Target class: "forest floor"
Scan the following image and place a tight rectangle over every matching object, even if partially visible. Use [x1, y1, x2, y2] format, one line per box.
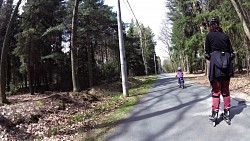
[0, 73, 250, 141]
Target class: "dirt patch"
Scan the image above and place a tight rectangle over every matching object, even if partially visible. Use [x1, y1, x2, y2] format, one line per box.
[0, 90, 116, 140]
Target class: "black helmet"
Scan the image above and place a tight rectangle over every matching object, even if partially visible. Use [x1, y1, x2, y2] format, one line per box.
[210, 18, 219, 26]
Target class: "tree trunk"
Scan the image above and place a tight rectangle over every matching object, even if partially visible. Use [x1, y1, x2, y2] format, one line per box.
[0, 0, 22, 104]
[6, 55, 11, 91]
[237, 0, 250, 23]
[143, 36, 148, 75]
[0, 0, 12, 55]
[140, 32, 148, 75]
[71, 0, 80, 92]
[27, 32, 34, 95]
[24, 73, 27, 88]
[27, 65, 34, 95]
[231, 0, 250, 41]
[87, 42, 93, 87]
[105, 41, 108, 62]
[246, 38, 250, 76]
[169, 55, 175, 72]
[0, 0, 3, 10]
[186, 57, 190, 74]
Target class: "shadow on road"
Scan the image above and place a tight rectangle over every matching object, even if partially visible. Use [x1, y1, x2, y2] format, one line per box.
[103, 74, 212, 141]
[104, 74, 250, 141]
[122, 94, 210, 124]
[103, 93, 210, 141]
[151, 77, 177, 88]
[230, 100, 247, 120]
[217, 99, 247, 125]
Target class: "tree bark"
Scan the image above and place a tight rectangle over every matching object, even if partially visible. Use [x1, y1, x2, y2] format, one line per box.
[0, 0, 22, 104]
[24, 73, 27, 88]
[0, 0, 13, 55]
[237, 0, 250, 23]
[0, 0, 3, 10]
[140, 31, 148, 75]
[28, 35, 34, 95]
[246, 38, 250, 76]
[6, 55, 11, 91]
[186, 57, 190, 74]
[71, 0, 80, 92]
[87, 41, 93, 87]
[231, 0, 250, 41]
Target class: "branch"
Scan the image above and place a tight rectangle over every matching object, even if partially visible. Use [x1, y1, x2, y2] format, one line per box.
[231, 0, 250, 41]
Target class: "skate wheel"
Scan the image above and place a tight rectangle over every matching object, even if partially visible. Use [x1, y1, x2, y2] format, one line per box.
[213, 121, 216, 127]
[226, 120, 231, 125]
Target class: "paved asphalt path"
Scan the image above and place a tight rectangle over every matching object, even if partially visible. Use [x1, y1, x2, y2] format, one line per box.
[104, 73, 250, 141]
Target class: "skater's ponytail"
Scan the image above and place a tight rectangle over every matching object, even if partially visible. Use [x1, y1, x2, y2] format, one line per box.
[209, 18, 222, 32]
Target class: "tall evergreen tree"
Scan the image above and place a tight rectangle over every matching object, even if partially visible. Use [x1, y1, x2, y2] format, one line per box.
[14, 0, 67, 94]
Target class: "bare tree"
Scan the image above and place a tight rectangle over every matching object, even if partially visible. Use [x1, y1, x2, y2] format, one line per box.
[158, 19, 176, 72]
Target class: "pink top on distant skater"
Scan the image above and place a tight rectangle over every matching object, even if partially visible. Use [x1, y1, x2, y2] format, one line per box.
[177, 71, 183, 78]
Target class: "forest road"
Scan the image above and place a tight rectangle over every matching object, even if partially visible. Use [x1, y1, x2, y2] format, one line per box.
[104, 73, 250, 141]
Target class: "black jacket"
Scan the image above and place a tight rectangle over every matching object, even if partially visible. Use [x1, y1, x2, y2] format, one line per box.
[205, 32, 233, 54]
[208, 51, 233, 83]
[205, 31, 234, 83]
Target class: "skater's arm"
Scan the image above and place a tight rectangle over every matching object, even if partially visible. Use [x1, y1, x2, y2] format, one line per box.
[205, 34, 211, 54]
[205, 34, 211, 60]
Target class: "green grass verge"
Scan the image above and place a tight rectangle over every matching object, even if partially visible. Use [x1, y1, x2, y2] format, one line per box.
[81, 75, 157, 141]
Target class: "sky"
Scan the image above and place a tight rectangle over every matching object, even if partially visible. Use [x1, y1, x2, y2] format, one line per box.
[104, 0, 168, 59]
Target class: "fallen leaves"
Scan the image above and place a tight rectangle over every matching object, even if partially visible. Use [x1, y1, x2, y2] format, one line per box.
[0, 85, 127, 141]
[0, 92, 97, 140]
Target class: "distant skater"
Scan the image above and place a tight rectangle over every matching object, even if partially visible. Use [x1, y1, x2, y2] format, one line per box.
[176, 67, 184, 88]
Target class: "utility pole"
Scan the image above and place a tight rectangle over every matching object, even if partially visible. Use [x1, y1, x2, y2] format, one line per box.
[117, 0, 129, 97]
[154, 52, 157, 74]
